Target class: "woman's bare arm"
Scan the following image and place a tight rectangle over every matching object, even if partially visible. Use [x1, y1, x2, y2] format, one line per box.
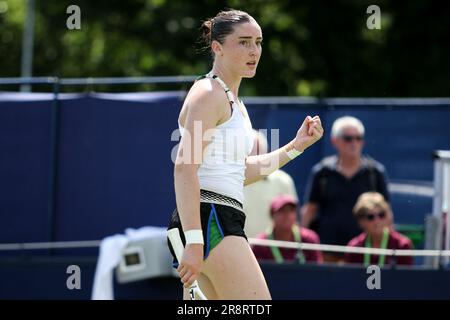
[244, 116, 323, 185]
[174, 80, 227, 287]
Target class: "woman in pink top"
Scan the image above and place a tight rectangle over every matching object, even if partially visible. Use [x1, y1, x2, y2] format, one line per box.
[345, 192, 413, 266]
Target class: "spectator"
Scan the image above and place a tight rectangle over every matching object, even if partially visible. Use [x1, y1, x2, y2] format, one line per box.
[301, 116, 390, 263]
[244, 130, 298, 237]
[345, 192, 413, 266]
[252, 194, 323, 264]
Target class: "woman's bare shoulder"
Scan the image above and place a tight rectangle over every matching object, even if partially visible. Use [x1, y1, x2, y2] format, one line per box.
[187, 78, 227, 104]
[179, 78, 228, 126]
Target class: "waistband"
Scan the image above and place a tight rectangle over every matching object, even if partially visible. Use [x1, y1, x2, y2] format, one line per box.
[200, 189, 243, 212]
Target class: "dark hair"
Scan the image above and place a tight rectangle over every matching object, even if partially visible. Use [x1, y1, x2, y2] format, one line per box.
[200, 9, 253, 53]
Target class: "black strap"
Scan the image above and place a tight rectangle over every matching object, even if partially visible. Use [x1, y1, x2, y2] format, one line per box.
[196, 74, 234, 110]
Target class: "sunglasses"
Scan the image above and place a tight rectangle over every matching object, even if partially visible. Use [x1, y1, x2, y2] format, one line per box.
[364, 211, 386, 221]
[341, 135, 364, 142]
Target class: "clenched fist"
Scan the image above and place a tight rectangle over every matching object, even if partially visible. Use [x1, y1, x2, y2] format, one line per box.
[292, 115, 324, 152]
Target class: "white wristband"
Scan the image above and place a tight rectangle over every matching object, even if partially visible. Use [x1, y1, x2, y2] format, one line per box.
[185, 229, 204, 245]
[286, 147, 303, 160]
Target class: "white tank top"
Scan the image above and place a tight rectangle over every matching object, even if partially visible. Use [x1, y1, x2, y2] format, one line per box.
[178, 74, 255, 204]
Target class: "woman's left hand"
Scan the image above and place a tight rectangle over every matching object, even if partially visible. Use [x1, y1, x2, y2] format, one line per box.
[292, 115, 324, 152]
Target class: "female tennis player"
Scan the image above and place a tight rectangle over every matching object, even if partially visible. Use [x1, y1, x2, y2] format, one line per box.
[168, 9, 323, 300]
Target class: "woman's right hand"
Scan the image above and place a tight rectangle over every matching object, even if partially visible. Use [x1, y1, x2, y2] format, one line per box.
[177, 243, 204, 288]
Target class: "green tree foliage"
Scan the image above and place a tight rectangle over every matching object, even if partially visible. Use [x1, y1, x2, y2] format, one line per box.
[1, 0, 449, 96]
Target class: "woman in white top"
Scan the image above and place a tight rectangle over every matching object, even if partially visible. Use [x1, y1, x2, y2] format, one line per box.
[168, 9, 323, 300]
